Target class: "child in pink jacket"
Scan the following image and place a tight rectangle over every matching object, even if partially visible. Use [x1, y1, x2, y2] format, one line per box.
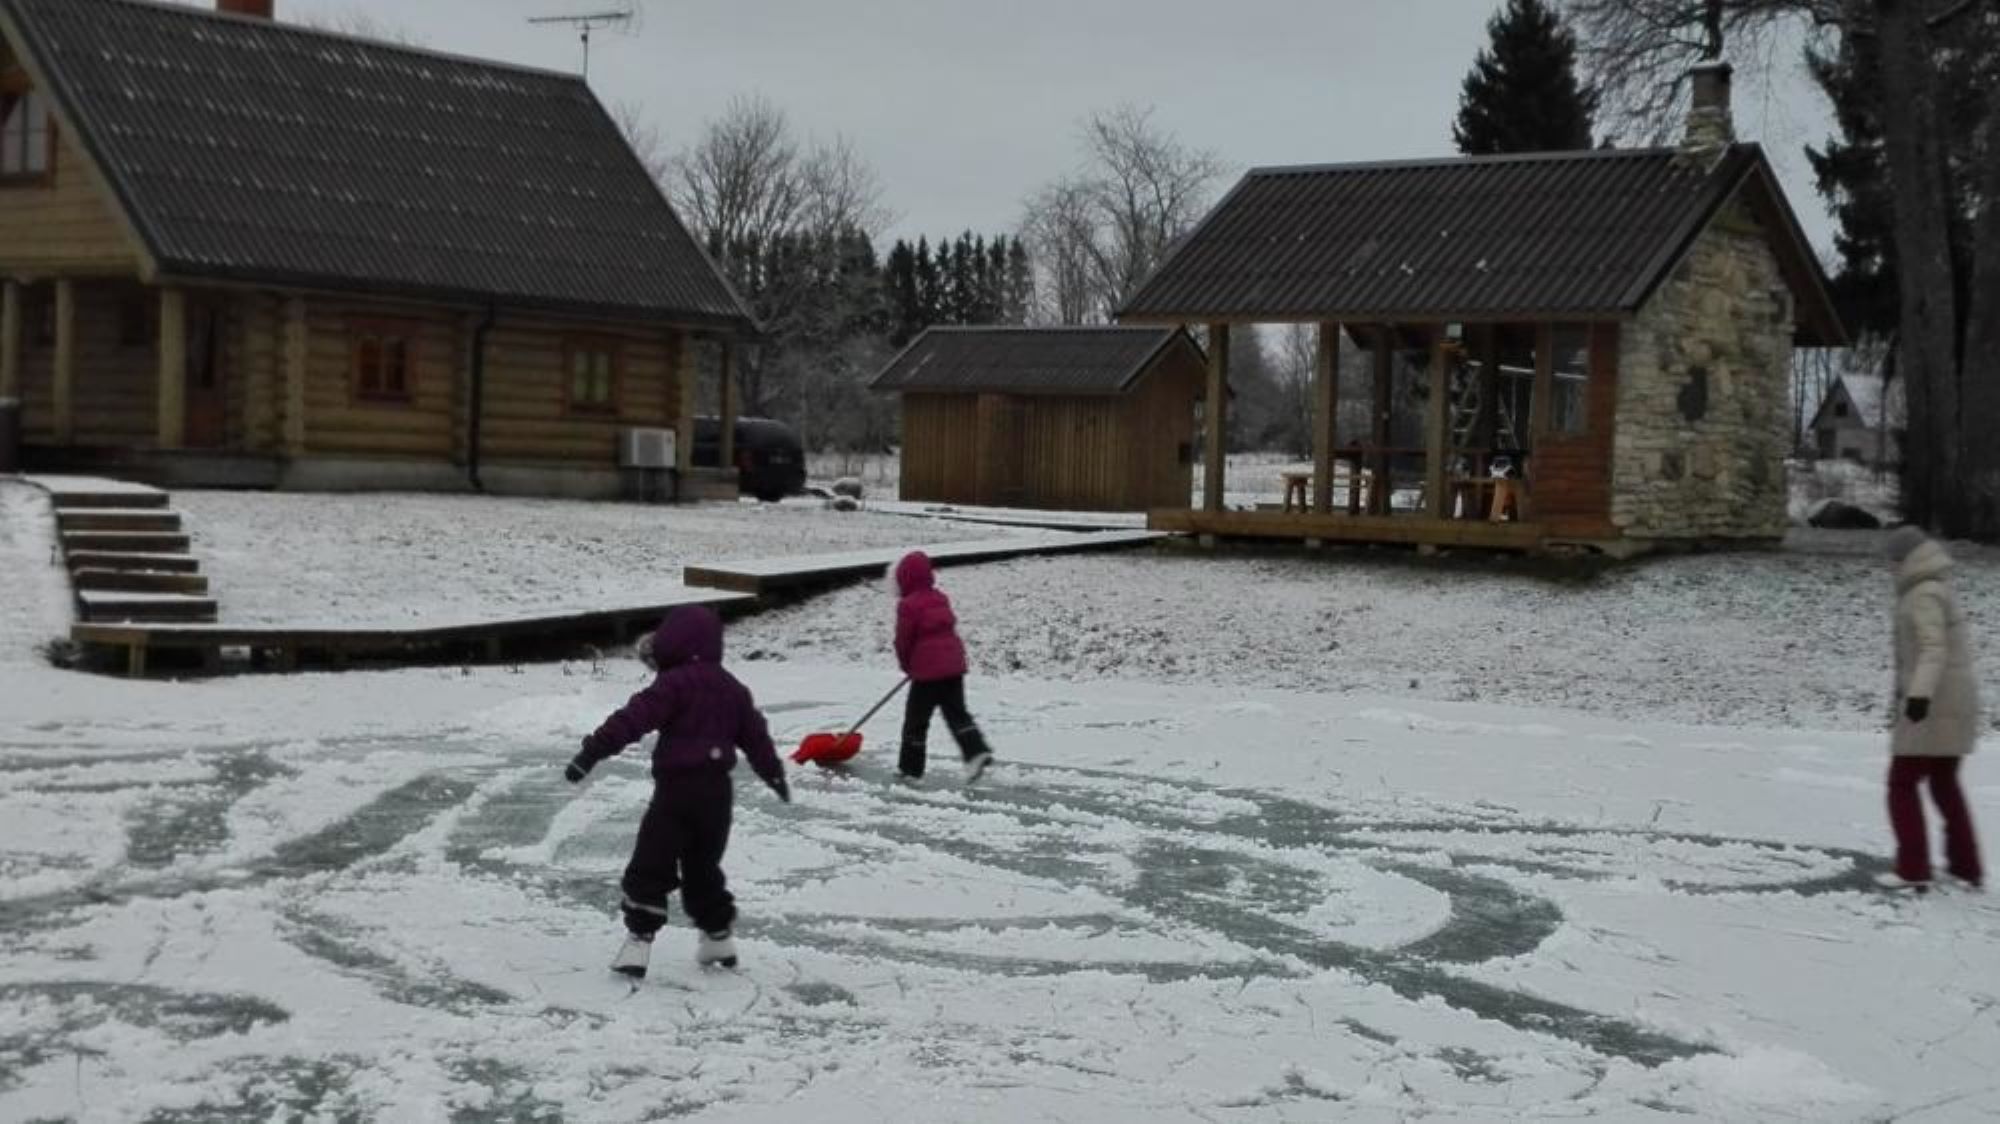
[893, 551, 995, 783]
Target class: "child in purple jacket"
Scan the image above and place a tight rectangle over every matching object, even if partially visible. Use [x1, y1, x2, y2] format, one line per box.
[894, 551, 995, 784]
[565, 604, 789, 978]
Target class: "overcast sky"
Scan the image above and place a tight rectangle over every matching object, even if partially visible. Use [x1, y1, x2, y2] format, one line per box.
[264, 0, 1840, 254]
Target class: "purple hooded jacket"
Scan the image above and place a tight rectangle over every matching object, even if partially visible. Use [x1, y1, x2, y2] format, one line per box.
[580, 606, 783, 785]
[895, 552, 968, 682]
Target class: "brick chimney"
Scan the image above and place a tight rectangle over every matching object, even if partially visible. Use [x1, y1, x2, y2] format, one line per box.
[1683, 61, 1734, 152]
[216, 0, 275, 18]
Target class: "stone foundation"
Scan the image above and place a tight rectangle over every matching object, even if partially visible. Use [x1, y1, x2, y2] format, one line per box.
[1611, 195, 1793, 540]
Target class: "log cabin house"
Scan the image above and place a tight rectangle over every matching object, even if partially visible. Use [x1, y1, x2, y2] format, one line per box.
[870, 326, 1208, 512]
[0, 0, 755, 498]
[1118, 64, 1847, 553]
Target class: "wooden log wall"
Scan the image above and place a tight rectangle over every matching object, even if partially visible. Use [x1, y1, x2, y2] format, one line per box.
[14, 280, 155, 445]
[298, 297, 460, 458]
[0, 131, 139, 274]
[479, 315, 677, 465]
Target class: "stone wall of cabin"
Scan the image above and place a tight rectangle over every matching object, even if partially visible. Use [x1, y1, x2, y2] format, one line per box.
[1609, 194, 1794, 542]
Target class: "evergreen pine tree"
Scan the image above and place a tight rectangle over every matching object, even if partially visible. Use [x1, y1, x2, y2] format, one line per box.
[914, 237, 943, 327]
[1005, 239, 1033, 325]
[1452, 0, 1596, 155]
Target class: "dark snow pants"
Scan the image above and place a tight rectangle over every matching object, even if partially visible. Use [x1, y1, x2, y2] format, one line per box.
[621, 769, 736, 937]
[899, 675, 990, 779]
[1888, 755, 1983, 885]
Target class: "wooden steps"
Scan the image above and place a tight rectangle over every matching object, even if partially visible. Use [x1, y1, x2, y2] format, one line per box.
[40, 489, 170, 510]
[26, 476, 220, 627]
[56, 508, 185, 533]
[71, 568, 211, 595]
[66, 551, 203, 574]
[61, 530, 192, 554]
[77, 590, 219, 624]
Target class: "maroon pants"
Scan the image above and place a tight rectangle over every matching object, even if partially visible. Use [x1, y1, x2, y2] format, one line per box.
[1887, 756, 1983, 885]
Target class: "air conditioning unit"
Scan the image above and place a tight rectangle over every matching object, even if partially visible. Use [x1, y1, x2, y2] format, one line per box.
[618, 427, 676, 469]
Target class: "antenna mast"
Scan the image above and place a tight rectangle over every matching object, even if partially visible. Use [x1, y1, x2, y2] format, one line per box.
[527, 6, 634, 77]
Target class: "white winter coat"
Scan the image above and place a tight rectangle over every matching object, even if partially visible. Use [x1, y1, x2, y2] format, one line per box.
[1892, 540, 1981, 757]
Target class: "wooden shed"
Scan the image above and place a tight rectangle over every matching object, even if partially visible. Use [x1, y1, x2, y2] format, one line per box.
[1810, 357, 1901, 469]
[0, 0, 755, 499]
[1118, 65, 1846, 553]
[870, 326, 1208, 512]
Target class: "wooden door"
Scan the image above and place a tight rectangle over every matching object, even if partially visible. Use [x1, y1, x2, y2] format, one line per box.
[996, 398, 1027, 504]
[184, 301, 226, 448]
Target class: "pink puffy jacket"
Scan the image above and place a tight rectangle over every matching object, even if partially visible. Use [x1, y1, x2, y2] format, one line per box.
[894, 552, 969, 682]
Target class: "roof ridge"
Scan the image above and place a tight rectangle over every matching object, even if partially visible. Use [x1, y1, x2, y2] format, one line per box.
[49, 0, 584, 86]
[1244, 145, 1710, 178]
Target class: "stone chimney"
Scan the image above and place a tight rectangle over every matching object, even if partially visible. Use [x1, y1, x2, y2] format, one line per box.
[1683, 61, 1735, 152]
[216, 0, 275, 18]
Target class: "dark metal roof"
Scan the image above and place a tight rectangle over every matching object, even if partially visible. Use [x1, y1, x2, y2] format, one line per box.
[1119, 145, 1844, 346]
[869, 327, 1201, 396]
[0, 0, 754, 332]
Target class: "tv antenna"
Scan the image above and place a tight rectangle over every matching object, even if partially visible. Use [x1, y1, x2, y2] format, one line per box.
[528, 4, 637, 77]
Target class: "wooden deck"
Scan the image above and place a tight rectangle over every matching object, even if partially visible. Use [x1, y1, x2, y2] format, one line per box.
[683, 530, 1168, 595]
[70, 590, 755, 677]
[1148, 508, 1547, 550]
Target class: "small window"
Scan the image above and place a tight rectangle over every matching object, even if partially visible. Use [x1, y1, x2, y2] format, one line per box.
[351, 321, 416, 403]
[1550, 325, 1591, 436]
[1833, 401, 1849, 419]
[0, 88, 52, 182]
[565, 338, 619, 415]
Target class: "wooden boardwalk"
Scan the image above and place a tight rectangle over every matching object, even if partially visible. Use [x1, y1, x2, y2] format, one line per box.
[683, 529, 1168, 595]
[1149, 509, 1547, 550]
[70, 589, 753, 677]
[56, 516, 1166, 676]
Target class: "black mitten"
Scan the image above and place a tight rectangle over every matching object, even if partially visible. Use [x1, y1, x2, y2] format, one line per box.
[1906, 697, 1931, 723]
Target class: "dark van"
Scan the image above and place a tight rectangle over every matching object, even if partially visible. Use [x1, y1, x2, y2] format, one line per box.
[692, 416, 807, 502]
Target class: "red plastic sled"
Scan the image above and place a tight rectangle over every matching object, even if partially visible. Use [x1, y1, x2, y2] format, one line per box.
[791, 731, 864, 765]
[790, 678, 908, 767]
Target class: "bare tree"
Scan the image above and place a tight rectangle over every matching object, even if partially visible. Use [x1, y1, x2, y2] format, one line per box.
[1019, 105, 1229, 324]
[798, 135, 894, 241]
[667, 96, 890, 252]
[668, 95, 808, 253]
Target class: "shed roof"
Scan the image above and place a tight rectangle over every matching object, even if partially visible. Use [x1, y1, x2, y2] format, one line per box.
[1813, 352, 1902, 432]
[1118, 144, 1843, 346]
[869, 327, 1202, 396]
[0, 0, 754, 332]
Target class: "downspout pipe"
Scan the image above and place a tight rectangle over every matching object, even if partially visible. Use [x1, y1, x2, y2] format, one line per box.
[468, 304, 496, 492]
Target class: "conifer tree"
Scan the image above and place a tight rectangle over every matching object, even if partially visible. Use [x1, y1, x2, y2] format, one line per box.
[1452, 0, 1596, 155]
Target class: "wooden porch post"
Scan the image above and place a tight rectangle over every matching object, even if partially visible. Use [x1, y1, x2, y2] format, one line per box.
[1425, 328, 1451, 519]
[1204, 322, 1229, 512]
[52, 279, 75, 444]
[0, 280, 19, 402]
[1476, 324, 1500, 451]
[282, 295, 307, 455]
[1312, 321, 1338, 514]
[156, 286, 186, 449]
[718, 339, 737, 473]
[1530, 323, 1554, 444]
[674, 332, 697, 480]
[1370, 326, 1392, 515]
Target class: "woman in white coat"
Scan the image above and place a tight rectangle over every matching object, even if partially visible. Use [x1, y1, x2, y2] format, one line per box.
[1882, 526, 1983, 890]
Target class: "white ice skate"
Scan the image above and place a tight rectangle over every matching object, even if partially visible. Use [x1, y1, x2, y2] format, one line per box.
[611, 932, 653, 979]
[697, 928, 738, 968]
[1872, 872, 1931, 894]
[962, 752, 994, 786]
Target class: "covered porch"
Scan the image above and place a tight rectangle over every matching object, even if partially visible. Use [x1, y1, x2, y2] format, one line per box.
[1159, 318, 1616, 550]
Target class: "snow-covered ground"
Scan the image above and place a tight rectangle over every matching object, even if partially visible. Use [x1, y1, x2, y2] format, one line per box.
[3, 655, 1997, 1121]
[173, 492, 993, 626]
[738, 530, 1997, 733]
[6, 478, 1999, 1120]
